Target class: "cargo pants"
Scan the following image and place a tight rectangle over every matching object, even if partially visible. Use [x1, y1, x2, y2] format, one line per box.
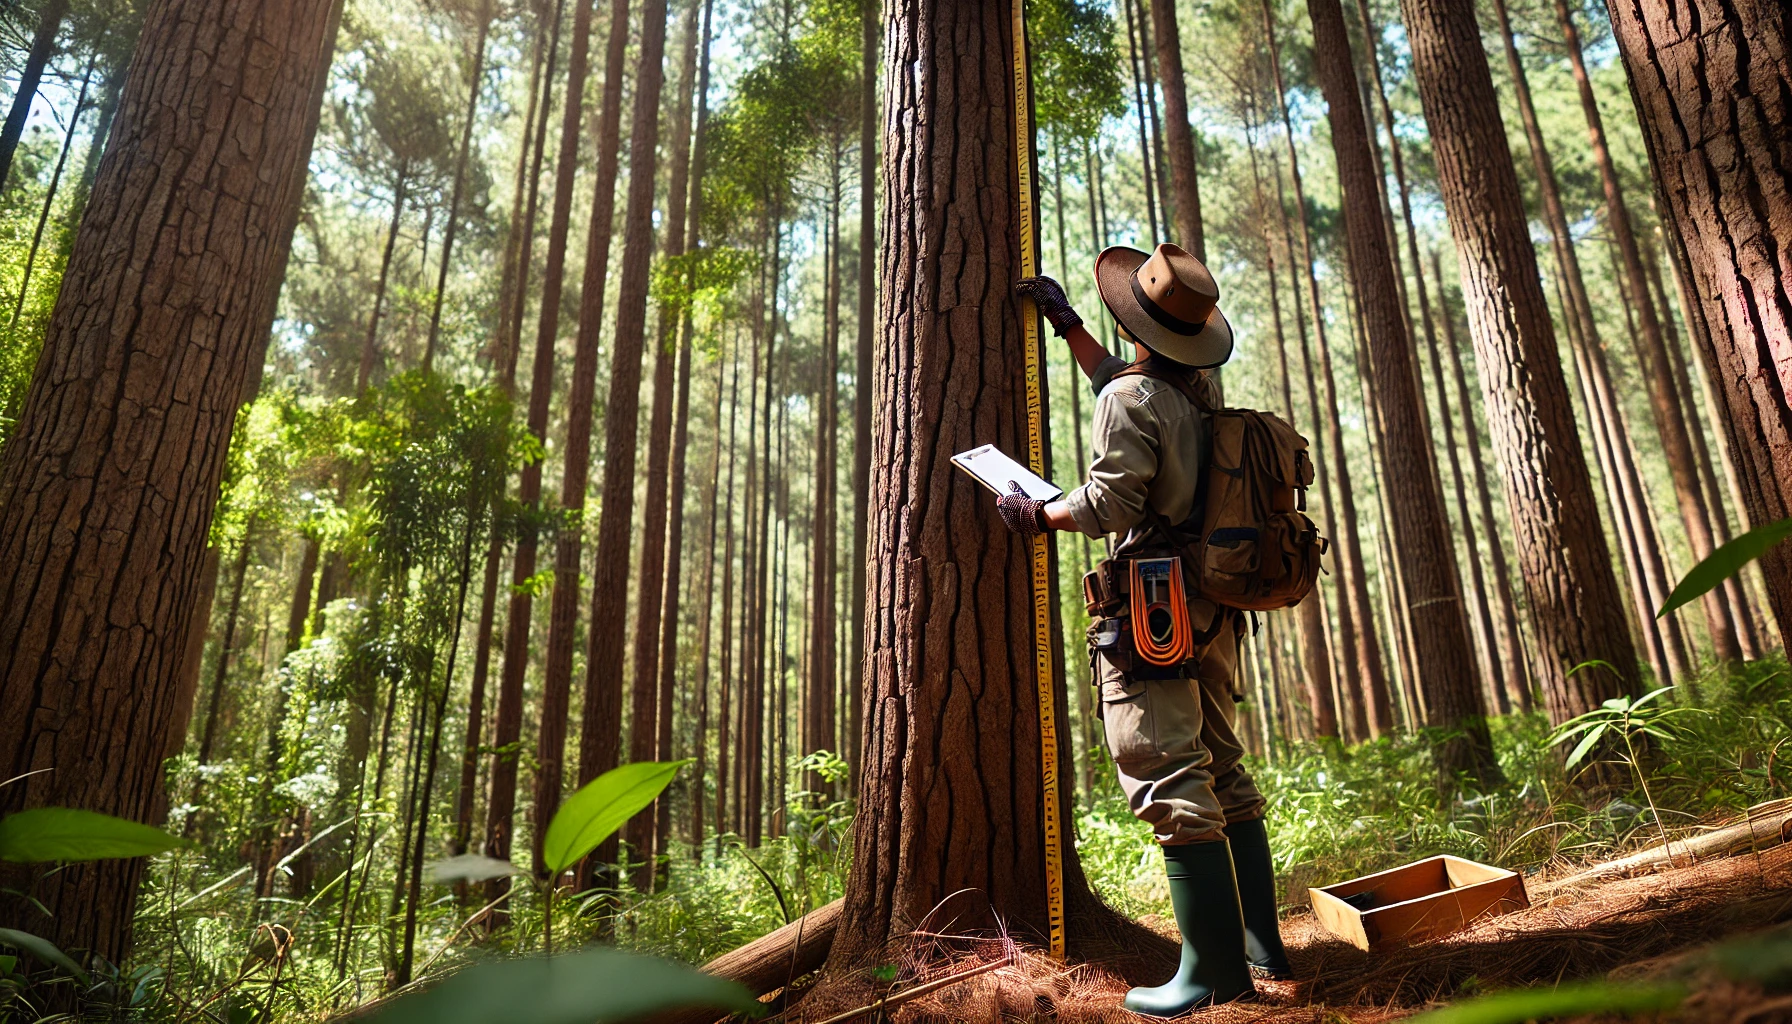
[1092, 609, 1266, 845]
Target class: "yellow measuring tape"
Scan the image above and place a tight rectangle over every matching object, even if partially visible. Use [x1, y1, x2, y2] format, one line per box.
[1010, 0, 1066, 962]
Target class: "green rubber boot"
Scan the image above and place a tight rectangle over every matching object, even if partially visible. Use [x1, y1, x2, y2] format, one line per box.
[1124, 841, 1255, 1017]
[1227, 816, 1292, 978]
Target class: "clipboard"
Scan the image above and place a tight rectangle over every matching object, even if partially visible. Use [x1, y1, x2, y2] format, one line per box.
[951, 444, 1063, 501]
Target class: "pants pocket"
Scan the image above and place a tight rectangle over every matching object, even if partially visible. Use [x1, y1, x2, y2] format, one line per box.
[1096, 653, 1155, 764]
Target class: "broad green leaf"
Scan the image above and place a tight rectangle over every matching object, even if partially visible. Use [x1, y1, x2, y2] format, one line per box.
[0, 808, 187, 863]
[0, 954, 16, 975]
[424, 854, 522, 885]
[1405, 981, 1684, 1024]
[543, 760, 689, 874]
[1629, 685, 1677, 711]
[1566, 723, 1608, 769]
[362, 946, 759, 1024]
[1660, 517, 1792, 618]
[0, 928, 88, 983]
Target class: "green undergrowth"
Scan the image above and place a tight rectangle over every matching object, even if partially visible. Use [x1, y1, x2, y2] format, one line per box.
[1076, 654, 1792, 921]
[22, 657, 1783, 1022]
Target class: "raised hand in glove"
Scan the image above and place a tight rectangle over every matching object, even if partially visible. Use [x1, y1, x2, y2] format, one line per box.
[1014, 275, 1084, 337]
[996, 481, 1049, 536]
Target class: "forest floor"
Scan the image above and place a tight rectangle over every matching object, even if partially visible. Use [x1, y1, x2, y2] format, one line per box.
[826, 840, 1792, 1024]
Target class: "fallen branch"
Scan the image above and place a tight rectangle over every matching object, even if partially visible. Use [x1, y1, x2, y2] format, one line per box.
[1550, 797, 1792, 889]
[654, 899, 843, 1024]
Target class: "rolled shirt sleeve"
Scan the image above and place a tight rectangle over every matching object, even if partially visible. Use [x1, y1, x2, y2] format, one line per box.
[1062, 383, 1162, 537]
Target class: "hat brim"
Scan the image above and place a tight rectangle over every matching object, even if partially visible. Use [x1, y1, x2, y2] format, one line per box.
[1093, 246, 1235, 369]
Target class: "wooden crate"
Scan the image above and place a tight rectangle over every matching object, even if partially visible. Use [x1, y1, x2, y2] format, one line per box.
[1308, 855, 1529, 951]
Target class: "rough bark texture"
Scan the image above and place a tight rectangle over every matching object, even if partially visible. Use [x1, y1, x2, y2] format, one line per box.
[819, 0, 1170, 985]
[848, 0, 876, 793]
[1308, 0, 1496, 779]
[1486, 0, 1679, 685]
[1397, 0, 1639, 720]
[631, 0, 700, 888]
[534, 0, 626, 876]
[1557, 0, 1741, 665]
[579, 0, 672, 868]
[1147, 0, 1203, 259]
[0, 0, 340, 963]
[486, 0, 588, 901]
[1603, 0, 1792, 653]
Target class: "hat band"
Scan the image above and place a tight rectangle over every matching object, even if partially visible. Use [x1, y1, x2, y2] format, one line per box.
[1129, 273, 1206, 337]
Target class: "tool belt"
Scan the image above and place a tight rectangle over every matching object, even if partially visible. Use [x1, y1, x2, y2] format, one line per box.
[1084, 554, 1227, 680]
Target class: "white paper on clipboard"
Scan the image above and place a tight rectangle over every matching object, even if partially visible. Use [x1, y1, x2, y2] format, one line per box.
[951, 444, 1063, 501]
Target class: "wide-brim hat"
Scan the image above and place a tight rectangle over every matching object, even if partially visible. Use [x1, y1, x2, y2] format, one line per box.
[1094, 243, 1235, 368]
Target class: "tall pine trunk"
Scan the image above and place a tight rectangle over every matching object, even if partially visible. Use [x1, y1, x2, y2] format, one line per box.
[1308, 0, 1496, 778]
[635, 0, 703, 887]
[486, 0, 591, 906]
[0, 0, 340, 964]
[0, 0, 71, 190]
[535, 0, 632, 877]
[1397, 0, 1639, 721]
[1556, 0, 1741, 665]
[1146, 0, 1202, 257]
[1261, 0, 1385, 740]
[847, 0, 876, 795]
[818, 0, 1171, 988]
[423, 0, 494, 369]
[580, 0, 673, 875]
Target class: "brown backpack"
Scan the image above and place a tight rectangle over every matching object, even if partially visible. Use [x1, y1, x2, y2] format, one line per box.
[1112, 363, 1327, 612]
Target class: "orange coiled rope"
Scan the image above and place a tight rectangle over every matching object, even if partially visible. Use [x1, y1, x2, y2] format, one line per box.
[1130, 557, 1194, 667]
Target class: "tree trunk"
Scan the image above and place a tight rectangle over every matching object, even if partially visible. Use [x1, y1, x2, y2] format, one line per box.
[1556, 0, 1741, 665]
[1120, 0, 1160, 242]
[692, 350, 729, 856]
[0, 0, 71, 190]
[805, 145, 841, 798]
[848, 0, 876, 796]
[0, 0, 340, 965]
[1485, 0, 1680, 685]
[423, 0, 495, 370]
[1261, 0, 1387, 739]
[1308, 0, 1496, 773]
[1649, 223, 1763, 658]
[8, 58, 92, 330]
[1147, 0, 1202, 258]
[717, 344, 741, 844]
[533, 0, 623, 878]
[486, 0, 588, 907]
[1397, 0, 1639, 721]
[356, 165, 409, 393]
[1132, 0, 1171, 242]
[817, 0, 1173, 988]
[1440, 299, 1529, 713]
[1243, 115, 1337, 740]
[497, 0, 562, 383]
[579, 0, 672, 877]
[635, 0, 703, 888]
[1602, 0, 1792, 654]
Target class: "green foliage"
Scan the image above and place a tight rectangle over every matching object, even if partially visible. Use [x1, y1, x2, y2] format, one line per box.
[0, 928, 88, 984]
[1660, 517, 1792, 618]
[543, 761, 691, 875]
[0, 808, 188, 863]
[1027, 0, 1125, 141]
[1403, 981, 1685, 1024]
[362, 946, 759, 1024]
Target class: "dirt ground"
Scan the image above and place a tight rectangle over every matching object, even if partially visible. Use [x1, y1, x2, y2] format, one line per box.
[790, 842, 1792, 1023]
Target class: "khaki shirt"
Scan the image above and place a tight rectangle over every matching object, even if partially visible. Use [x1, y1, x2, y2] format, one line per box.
[1062, 354, 1211, 539]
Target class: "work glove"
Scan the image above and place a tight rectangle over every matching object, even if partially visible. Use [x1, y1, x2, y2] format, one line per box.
[1015, 275, 1083, 337]
[996, 481, 1049, 536]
